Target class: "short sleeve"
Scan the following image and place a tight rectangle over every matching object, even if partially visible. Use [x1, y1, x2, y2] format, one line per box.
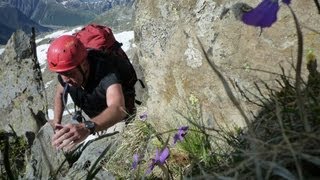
[99, 72, 122, 90]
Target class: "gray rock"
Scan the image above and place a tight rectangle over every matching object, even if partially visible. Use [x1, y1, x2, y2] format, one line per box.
[0, 29, 46, 137]
[133, 0, 319, 128]
[24, 123, 68, 179]
[64, 133, 119, 179]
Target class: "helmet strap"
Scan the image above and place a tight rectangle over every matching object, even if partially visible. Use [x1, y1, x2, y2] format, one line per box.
[77, 65, 88, 87]
[62, 84, 73, 116]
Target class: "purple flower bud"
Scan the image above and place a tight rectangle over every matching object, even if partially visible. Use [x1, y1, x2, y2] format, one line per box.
[146, 147, 170, 174]
[132, 154, 139, 169]
[139, 112, 148, 121]
[173, 126, 189, 144]
[158, 147, 170, 164]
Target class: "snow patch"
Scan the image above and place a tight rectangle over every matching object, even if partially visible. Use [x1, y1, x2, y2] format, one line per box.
[114, 31, 134, 52]
[36, 26, 83, 43]
[47, 107, 75, 120]
[45, 80, 54, 88]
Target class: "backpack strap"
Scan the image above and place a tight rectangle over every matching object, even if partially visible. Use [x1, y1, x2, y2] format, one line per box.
[58, 75, 85, 122]
[138, 79, 145, 89]
[110, 41, 123, 51]
[57, 75, 66, 86]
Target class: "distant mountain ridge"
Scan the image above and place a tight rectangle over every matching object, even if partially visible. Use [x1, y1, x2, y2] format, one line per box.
[0, 0, 134, 45]
[6, 0, 134, 25]
[0, 3, 50, 44]
[6, 0, 95, 26]
[60, 0, 134, 14]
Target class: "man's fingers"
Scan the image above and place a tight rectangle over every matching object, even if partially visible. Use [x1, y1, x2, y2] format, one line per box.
[55, 124, 64, 130]
[53, 127, 70, 140]
[63, 141, 77, 152]
[51, 123, 89, 151]
[57, 137, 73, 149]
[53, 124, 64, 134]
[52, 129, 72, 147]
[57, 134, 79, 149]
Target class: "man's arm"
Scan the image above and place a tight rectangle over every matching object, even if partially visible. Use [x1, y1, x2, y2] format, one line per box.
[90, 83, 127, 131]
[52, 83, 127, 151]
[52, 83, 65, 126]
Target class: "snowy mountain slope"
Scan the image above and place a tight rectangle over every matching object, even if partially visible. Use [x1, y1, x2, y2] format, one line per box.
[1, 0, 134, 44]
[58, 0, 134, 14]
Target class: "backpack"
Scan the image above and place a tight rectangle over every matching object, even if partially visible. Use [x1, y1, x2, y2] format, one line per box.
[73, 23, 138, 88]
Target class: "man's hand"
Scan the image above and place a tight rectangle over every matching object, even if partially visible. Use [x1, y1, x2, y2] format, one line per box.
[52, 123, 90, 152]
[48, 120, 58, 129]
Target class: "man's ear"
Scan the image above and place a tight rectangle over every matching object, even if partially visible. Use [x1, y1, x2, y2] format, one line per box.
[80, 59, 89, 71]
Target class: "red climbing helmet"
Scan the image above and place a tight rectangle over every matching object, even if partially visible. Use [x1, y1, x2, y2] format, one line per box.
[47, 35, 87, 72]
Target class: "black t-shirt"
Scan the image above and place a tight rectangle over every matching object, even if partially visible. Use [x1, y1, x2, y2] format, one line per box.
[58, 51, 134, 118]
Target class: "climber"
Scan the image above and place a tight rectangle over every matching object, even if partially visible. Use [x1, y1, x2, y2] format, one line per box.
[46, 35, 137, 151]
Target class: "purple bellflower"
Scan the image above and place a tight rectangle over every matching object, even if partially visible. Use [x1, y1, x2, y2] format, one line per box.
[173, 126, 189, 144]
[132, 154, 139, 170]
[139, 112, 148, 121]
[242, 0, 291, 28]
[146, 147, 170, 174]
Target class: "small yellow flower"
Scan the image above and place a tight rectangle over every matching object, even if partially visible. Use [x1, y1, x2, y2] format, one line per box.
[243, 63, 251, 72]
[189, 94, 199, 106]
[306, 49, 316, 64]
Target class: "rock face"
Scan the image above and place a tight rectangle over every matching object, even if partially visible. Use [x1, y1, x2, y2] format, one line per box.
[0, 30, 47, 137]
[0, 29, 60, 178]
[24, 123, 117, 179]
[133, 0, 320, 128]
[24, 123, 68, 179]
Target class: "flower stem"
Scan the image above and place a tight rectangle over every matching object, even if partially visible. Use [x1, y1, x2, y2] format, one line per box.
[287, 5, 310, 132]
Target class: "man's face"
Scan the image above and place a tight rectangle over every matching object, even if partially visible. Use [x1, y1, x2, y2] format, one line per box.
[59, 68, 83, 87]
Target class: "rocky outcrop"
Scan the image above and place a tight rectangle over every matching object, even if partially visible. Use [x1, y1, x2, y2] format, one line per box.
[0, 30, 47, 136]
[0, 29, 56, 178]
[24, 123, 117, 179]
[133, 0, 320, 128]
[24, 123, 68, 179]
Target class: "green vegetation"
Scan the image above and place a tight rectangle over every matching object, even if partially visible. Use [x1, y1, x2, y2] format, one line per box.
[0, 128, 29, 179]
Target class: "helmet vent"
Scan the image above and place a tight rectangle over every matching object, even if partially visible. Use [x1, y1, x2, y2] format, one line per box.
[50, 62, 57, 67]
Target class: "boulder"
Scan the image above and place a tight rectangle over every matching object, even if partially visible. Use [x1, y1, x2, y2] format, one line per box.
[0, 29, 46, 137]
[133, 0, 320, 128]
[24, 123, 68, 179]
